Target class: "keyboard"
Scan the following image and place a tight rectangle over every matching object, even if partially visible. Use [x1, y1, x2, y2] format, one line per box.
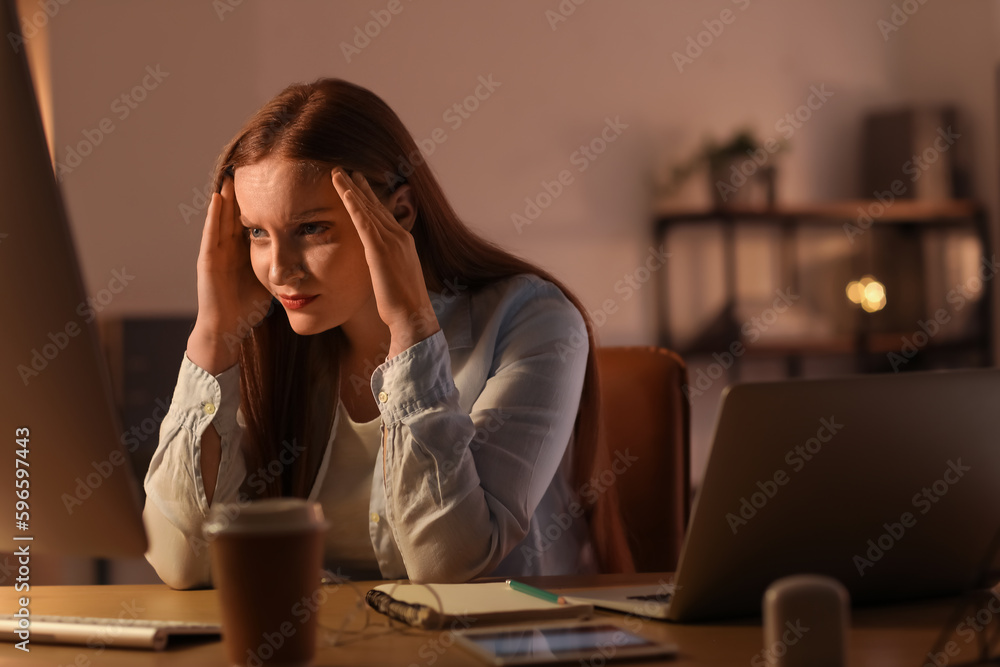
[0, 614, 222, 651]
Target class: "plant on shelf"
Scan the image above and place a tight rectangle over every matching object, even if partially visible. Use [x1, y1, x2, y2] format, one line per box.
[662, 128, 787, 209]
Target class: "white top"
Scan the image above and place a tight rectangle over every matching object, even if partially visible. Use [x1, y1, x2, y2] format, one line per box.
[318, 401, 382, 574]
[142, 273, 599, 589]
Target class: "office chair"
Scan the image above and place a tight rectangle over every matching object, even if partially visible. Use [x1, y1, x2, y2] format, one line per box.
[595, 346, 690, 572]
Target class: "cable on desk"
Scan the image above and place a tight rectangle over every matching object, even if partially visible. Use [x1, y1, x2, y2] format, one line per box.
[316, 570, 446, 647]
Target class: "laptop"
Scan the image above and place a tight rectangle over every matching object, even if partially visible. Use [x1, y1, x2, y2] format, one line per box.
[561, 367, 1000, 621]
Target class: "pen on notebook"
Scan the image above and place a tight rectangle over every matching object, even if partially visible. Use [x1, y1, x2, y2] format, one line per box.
[506, 579, 565, 604]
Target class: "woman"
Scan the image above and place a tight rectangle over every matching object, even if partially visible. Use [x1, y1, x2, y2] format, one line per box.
[143, 78, 633, 589]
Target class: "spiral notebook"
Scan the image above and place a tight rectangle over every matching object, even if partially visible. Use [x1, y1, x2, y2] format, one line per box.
[365, 582, 593, 630]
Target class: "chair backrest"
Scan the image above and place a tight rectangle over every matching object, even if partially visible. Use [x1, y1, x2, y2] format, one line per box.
[595, 346, 690, 572]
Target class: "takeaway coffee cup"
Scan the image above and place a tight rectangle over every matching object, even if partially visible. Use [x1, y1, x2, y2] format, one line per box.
[204, 498, 327, 667]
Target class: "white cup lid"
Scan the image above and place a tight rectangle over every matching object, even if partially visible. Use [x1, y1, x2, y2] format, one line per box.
[202, 498, 326, 537]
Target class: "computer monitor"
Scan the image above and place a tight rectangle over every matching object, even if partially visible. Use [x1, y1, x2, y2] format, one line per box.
[0, 0, 147, 559]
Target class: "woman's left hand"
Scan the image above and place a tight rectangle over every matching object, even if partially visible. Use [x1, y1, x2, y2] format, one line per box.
[331, 167, 441, 358]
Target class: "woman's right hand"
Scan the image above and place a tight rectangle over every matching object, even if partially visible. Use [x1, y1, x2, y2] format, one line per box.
[187, 177, 273, 375]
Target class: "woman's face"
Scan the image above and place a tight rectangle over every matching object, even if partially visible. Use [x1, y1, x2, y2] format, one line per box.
[234, 157, 374, 336]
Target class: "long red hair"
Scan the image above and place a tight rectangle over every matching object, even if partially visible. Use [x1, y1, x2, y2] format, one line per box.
[212, 78, 633, 574]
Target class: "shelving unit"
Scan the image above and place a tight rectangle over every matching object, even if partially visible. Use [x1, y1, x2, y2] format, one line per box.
[654, 200, 992, 377]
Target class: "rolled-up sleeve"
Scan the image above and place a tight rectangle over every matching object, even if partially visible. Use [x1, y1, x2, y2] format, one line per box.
[142, 353, 246, 589]
[374, 278, 588, 582]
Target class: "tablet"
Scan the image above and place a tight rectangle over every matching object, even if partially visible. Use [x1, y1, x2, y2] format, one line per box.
[453, 622, 678, 665]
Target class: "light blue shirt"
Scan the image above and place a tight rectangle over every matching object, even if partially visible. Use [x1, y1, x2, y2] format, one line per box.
[143, 273, 598, 588]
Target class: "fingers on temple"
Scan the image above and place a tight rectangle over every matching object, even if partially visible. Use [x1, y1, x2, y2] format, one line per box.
[351, 170, 399, 233]
[202, 192, 221, 251]
[219, 179, 238, 239]
[333, 169, 382, 242]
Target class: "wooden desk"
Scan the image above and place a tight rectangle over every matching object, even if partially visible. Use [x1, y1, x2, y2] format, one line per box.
[2, 573, 998, 666]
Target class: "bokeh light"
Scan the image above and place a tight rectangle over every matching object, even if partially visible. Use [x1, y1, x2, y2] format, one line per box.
[846, 275, 886, 313]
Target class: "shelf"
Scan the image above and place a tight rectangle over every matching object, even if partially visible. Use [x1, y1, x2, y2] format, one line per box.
[679, 334, 986, 358]
[655, 199, 981, 226]
[653, 200, 992, 374]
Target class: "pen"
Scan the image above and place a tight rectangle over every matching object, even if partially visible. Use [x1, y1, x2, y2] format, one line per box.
[506, 579, 565, 605]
